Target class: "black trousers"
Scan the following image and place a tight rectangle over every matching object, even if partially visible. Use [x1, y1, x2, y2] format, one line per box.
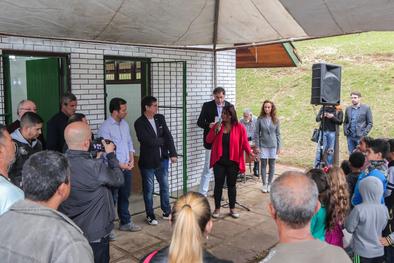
[357, 255, 384, 263]
[90, 235, 110, 263]
[213, 160, 239, 209]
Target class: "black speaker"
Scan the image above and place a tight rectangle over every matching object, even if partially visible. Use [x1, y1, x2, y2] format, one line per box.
[311, 63, 341, 105]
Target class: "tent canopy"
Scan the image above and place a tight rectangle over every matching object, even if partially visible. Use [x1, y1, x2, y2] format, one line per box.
[0, 0, 393, 49]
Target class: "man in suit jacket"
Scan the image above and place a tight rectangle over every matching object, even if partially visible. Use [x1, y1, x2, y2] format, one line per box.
[343, 91, 373, 153]
[197, 87, 232, 196]
[134, 96, 177, 226]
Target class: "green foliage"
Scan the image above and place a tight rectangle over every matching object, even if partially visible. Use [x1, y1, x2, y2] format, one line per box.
[236, 32, 394, 168]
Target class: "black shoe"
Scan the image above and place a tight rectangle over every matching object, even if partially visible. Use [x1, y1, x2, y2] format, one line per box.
[146, 216, 158, 225]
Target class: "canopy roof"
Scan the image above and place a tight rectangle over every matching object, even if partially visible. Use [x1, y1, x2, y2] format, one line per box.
[0, 0, 393, 49]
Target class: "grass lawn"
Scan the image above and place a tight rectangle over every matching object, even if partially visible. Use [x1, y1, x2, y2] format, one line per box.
[236, 32, 394, 168]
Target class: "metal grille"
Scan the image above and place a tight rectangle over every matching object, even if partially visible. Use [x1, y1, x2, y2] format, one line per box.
[149, 61, 187, 199]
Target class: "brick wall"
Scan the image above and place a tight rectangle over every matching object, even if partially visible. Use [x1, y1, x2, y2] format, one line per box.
[0, 35, 236, 191]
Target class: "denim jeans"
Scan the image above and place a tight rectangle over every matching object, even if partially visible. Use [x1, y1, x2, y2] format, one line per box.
[90, 235, 110, 263]
[117, 170, 132, 225]
[314, 131, 336, 167]
[199, 149, 212, 196]
[140, 159, 171, 218]
[347, 136, 361, 154]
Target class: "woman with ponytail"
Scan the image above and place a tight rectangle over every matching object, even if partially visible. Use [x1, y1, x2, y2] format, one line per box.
[141, 191, 232, 263]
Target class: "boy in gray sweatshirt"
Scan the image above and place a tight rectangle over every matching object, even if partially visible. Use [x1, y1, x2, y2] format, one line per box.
[345, 176, 389, 263]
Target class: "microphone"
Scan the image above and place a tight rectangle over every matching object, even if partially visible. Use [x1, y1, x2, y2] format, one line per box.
[215, 118, 222, 134]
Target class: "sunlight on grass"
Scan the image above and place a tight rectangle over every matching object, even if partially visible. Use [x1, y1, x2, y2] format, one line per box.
[236, 32, 394, 168]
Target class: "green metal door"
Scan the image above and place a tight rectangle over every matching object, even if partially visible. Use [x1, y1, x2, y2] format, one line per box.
[149, 61, 187, 197]
[26, 58, 61, 137]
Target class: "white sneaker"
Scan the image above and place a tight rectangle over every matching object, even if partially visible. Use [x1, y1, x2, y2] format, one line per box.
[261, 185, 268, 193]
[267, 184, 271, 193]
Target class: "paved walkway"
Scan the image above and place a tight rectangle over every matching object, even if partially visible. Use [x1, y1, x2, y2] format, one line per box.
[109, 164, 303, 263]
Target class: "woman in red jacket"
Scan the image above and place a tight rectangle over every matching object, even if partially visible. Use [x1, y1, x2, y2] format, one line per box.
[206, 105, 254, 219]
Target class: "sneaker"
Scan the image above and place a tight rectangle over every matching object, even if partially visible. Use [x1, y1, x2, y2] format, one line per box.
[146, 216, 158, 225]
[261, 185, 268, 193]
[109, 230, 116, 241]
[267, 184, 271, 193]
[162, 213, 171, 220]
[119, 222, 142, 232]
[229, 210, 240, 219]
[212, 210, 220, 218]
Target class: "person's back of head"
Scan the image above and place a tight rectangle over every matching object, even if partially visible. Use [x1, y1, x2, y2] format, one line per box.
[22, 151, 70, 206]
[270, 171, 319, 229]
[64, 122, 92, 151]
[340, 160, 351, 175]
[359, 176, 384, 204]
[169, 191, 211, 263]
[306, 168, 329, 208]
[67, 113, 87, 125]
[387, 139, 394, 162]
[349, 152, 365, 171]
[326, 167, 349, 229]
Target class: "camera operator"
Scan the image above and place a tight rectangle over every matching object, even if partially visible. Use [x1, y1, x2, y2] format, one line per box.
[314, 104, 343, 167]
[59, 121, 124, 263]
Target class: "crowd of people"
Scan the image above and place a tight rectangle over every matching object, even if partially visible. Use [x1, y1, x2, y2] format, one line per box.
[0, 87, 393, 263]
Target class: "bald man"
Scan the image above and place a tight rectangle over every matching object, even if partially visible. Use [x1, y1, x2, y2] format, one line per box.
[59, 121, 124, 263]
[263, 171, 351, 263]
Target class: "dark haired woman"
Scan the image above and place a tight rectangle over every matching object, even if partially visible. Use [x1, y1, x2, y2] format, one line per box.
[254, 100, 281, 193]
[206, 105, 254, 218]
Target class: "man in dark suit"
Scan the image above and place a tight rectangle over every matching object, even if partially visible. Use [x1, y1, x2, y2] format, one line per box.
[47, 93, 78, 152]
[343, 91, 373, 153]
[197, 87, 232, 196]
[134, 96, 177, 225]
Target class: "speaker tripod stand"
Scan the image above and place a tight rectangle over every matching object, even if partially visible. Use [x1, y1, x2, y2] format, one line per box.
[220, 178, 250, 212]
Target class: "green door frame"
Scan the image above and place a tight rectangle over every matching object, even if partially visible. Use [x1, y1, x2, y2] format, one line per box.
[1, 50, 71, 125]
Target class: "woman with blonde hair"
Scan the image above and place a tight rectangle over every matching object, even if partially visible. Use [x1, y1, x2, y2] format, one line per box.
[325, 167, 350, 247]
[254, 100, 281, 193]
[141, 192, 232, 263]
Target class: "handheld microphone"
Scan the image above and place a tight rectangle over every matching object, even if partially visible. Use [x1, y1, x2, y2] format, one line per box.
[215, 118, 222, 134]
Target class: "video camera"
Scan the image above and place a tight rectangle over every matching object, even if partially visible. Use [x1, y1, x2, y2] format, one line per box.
[90, 137, 115, 153]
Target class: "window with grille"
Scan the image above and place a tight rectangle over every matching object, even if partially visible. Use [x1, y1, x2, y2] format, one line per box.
[105, 60, 142, 84]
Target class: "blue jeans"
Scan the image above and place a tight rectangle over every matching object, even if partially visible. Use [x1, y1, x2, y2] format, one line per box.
[199, 149, 212, 196]
[314, 131, 336, 167]
[116, 170, 132, 225]
[140, 159, 171, 218]
[347, 136, 361, 154]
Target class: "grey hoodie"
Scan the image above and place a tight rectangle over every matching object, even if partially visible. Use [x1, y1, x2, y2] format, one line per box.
[345, 176, 389, 258]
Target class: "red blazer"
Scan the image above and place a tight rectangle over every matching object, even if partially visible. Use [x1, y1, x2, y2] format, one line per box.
[206, 122, 252, 173]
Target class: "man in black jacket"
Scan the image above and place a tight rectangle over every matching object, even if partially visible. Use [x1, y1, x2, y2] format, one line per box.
[47, 92, 77, 152]
[197, 87, 232, 196]
[9, 112, 43, 188]
[59, 121, 124, 263]
[134, 96, 177, 225]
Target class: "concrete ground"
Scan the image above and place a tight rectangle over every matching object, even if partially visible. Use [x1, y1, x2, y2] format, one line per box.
[109, 164, 303, 263]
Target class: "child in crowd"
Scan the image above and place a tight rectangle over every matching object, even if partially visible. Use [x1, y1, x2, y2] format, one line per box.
[384, 139, 394, 198]
[356, 136, 373, 171]
[345, 176, 388, 263]
[341, 160, 352, 175]
[307, 168, 329, 241]
[381, 139, 394, 263]
[352, 138, 389, 206]
[347, 152, 366, 200]
[325, 167, 350, 247]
